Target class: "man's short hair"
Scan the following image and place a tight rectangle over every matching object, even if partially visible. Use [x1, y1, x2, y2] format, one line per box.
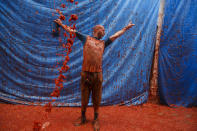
[93, 25, 105, 39]
[93, 25, 105, 32]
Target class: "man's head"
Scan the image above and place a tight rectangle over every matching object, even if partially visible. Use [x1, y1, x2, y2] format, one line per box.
[93, 25, 105, 39]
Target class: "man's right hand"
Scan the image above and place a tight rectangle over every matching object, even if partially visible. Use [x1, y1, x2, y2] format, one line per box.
[54, 19, 76, 33]
[54, 19, 62, 25]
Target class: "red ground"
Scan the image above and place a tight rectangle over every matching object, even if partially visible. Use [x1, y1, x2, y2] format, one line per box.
[0, 103, 197, 131]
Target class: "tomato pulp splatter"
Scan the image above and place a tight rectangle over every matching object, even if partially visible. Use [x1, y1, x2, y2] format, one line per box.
[33, 1, 78, 130]
[61, 4, 66, 8]
[69, 14, 78, 22]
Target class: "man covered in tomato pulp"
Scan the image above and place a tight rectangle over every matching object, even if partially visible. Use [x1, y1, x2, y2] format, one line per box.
[54, 19, 134, 131]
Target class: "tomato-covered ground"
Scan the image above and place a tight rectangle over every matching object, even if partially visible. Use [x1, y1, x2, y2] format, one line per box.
[0, 103, 197, 131]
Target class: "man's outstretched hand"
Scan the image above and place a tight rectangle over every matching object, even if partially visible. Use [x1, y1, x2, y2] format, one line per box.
[54, 19, 76, 33]
[125, 22, 135, 30]
[54, 19, 62, 25]
[109, 21, 135, 42]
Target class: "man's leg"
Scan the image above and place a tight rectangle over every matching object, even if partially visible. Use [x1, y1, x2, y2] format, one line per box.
[74, 72, 90, 126]
[92, 72, 103, 130]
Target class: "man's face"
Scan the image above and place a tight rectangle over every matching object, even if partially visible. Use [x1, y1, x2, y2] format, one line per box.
[93, 25, 105, 39]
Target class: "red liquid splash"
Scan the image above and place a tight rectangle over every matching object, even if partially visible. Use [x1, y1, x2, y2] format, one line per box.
[61, 4, 66, 8]
[33, 1, 78, 130]
[69, 14, 78, 22]
[75, 2, 78, 5]
[33, 121, 42, 131]
[44, 102, 52, 113]
[69, 0, 74, 3]
[59, 15, 65, 20]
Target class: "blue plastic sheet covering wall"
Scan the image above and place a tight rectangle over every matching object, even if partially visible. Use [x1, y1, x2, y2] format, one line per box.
[0, 0, 159, 106]
[158, 0, 197, 107]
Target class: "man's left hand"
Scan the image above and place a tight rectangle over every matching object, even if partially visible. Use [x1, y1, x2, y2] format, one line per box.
[125, 22, 135, 30]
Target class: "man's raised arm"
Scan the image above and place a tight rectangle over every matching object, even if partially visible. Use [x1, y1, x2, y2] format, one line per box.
[54, 19, 76, 33]
[109, 22, 135, 42]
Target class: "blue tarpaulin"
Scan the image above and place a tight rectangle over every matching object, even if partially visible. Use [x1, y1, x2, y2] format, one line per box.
[0, 0, 159, 106]
[158, 0, 197, 107]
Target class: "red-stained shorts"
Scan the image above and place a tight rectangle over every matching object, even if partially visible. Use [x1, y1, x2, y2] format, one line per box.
[80, 71, 103, 113]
